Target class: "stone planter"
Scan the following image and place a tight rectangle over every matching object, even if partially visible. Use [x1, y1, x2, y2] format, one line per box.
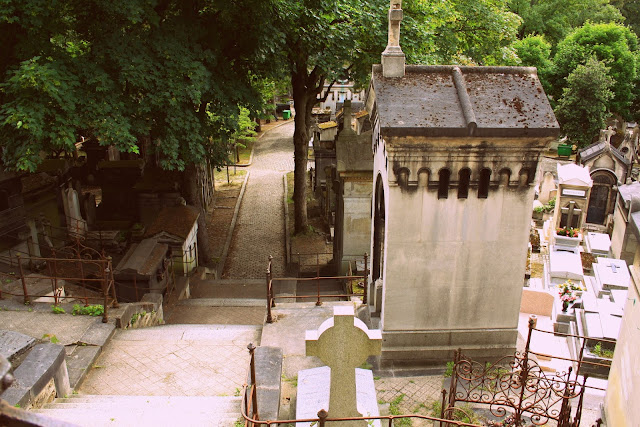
[554, 234, 581, 252]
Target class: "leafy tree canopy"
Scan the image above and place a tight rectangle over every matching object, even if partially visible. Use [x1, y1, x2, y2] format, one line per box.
[550, 22, 638, 118]
[512, 35, 553, 92]
[0, 0, 279, 172]
[509, 0, 624, 46]
[555, 57, 615, 146]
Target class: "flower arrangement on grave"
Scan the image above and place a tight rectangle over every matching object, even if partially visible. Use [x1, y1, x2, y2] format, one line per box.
[556, 226, 580, 237]
[558, 280, 581, 312]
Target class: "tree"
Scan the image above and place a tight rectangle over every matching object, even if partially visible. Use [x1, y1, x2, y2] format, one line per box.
[508, 0, 624, 46]
[555, 57, 615, 147]
[550, 22, 638, 118]
[513, 35, 553, 93]
[0, 0, 279, 265]
[273, 0, 381, 234]
[277, 0, 523, 233]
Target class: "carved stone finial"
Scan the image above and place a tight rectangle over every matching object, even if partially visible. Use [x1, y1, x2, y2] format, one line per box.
[381, 0, 405, 78]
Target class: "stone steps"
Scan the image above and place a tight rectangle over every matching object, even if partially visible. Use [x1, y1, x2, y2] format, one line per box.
[111, 324, 261, 345]
[33, 395, 242, 427]
[177, 298, 266, 307]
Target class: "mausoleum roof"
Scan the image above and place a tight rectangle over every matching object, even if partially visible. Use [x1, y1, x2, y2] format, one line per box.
[370, 65, 559, 138]
[557, 163, 593, 187]
[115, 238, 168, 276]
[578, 140, 630, 165]
[145, 205, 199, 240]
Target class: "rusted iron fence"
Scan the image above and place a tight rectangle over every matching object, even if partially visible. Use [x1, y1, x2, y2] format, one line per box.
[265, 254, 368, 323]
[443, 317, 608, 426]
[0, 238, 118, 323]
[239, 343, 484, 427]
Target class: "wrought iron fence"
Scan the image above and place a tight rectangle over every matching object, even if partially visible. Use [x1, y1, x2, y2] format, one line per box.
[0, 238, 118, 323]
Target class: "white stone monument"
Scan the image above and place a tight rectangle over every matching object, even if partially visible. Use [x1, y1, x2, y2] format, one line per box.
[301, 306, 382, 426]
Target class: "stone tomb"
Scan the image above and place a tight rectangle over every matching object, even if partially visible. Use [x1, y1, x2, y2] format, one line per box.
[593, 258, 630, 293]
[297, 306, 382, 426]
[585, 232, 612, 258]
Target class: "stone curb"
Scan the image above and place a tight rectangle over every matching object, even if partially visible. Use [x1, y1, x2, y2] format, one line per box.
[232, 118, 294, 168]
[217, 171, 250, 279]
[283, 173, 291, 267]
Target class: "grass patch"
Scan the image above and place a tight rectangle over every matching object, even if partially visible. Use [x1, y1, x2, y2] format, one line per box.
[531, 261, 544, 278]
[235, 139, 254, 164]
[214, 167, 247, 185]
[72, 304, 104, 317]
[51, 305, 66, 314]
[389, 394, 411, 427]
[592, 342, 614, 359]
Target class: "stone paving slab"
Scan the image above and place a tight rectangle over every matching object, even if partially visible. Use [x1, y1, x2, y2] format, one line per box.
[0, 311, 99, 346]
[79, 325, 261, 396]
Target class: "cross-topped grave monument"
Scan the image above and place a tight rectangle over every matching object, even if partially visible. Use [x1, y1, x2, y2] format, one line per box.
[305, 306, 382, 426]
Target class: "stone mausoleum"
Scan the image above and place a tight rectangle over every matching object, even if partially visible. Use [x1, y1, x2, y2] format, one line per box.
[366, 0, 560, 365]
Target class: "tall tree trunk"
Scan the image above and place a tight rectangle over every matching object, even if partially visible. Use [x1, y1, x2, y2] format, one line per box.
[292, 71, 311, 234]
[183, 162, 213, 266]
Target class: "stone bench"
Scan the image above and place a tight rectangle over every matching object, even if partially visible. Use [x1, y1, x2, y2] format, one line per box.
[1, 343, 71, 408]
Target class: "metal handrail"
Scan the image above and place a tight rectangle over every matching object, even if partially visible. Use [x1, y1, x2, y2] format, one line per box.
[265, 254, 369, 322]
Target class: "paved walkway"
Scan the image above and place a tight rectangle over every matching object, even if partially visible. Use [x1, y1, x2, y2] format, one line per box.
[80, 324, 260, 396]
[223, 122, 295, 279]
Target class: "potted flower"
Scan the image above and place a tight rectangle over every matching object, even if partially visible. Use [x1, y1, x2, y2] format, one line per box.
[556, 226, 580, 237]
[554, 226, 581, 251]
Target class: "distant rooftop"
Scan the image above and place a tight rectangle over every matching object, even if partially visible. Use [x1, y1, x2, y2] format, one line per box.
[318, 121, 337, 130]
[578, 140, 630, 165]
[371, 65, 559, 138]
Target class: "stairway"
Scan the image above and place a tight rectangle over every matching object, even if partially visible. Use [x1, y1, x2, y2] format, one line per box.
[33, 395, 243, 426]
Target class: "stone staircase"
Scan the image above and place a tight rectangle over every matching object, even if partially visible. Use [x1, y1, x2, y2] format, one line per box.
[33, 395, 243, 426]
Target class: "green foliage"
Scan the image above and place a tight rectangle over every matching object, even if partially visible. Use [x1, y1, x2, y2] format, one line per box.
[551, 22, 637, 118]
[389, 394, 411, 426]
[130, 310, 147, 325]
[535, 197, 556, 213]
[42, 334, 60, 344]
[51, 305, 66, 314]
[513, 35, 553, 93]
[555, 57, 615, 147]
[509, 0, 624, 46]
[0, 0, 280, 172]
[444, 361, 455, 378]
[72, 304, 104, 317]
[593, 342, 615, 358]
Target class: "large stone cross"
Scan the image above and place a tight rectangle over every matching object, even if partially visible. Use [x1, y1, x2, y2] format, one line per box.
[306, 306, 382, 425]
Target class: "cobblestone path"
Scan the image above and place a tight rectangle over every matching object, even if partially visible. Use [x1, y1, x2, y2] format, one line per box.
[223, 122, 295, 278]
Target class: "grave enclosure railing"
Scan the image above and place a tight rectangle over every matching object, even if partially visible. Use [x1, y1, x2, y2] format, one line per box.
[0, 238, 118, 323]
[240, 343, 484, 427]
[265, 254, 369, 323]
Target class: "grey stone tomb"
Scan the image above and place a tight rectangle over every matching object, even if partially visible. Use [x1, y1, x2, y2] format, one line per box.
[298, 306, 382, 426]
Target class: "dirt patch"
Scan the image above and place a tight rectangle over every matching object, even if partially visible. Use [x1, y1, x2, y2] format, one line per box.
[207, 170, 246, 266]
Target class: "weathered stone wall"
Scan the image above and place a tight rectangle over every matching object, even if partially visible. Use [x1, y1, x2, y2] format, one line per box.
[370, 128, 551, 363]
[336, 178, 372, 273]
[604, 263, 640, 426]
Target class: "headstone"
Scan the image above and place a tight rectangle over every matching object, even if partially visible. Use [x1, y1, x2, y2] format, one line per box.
[83, 193, 97, 227]
[64, 187, 87, 236]
[305, 306, 382, 426]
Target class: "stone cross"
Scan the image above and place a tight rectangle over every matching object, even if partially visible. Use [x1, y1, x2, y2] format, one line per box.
[306, 306, 382, 426]
[601, 126, 615, 146]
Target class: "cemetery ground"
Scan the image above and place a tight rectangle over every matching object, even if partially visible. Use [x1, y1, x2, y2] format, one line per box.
[0, 121, 604, 426]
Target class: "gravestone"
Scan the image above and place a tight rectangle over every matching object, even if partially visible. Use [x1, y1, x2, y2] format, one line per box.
[64, 186, 87, 237]
[304, 306, 382, 426]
